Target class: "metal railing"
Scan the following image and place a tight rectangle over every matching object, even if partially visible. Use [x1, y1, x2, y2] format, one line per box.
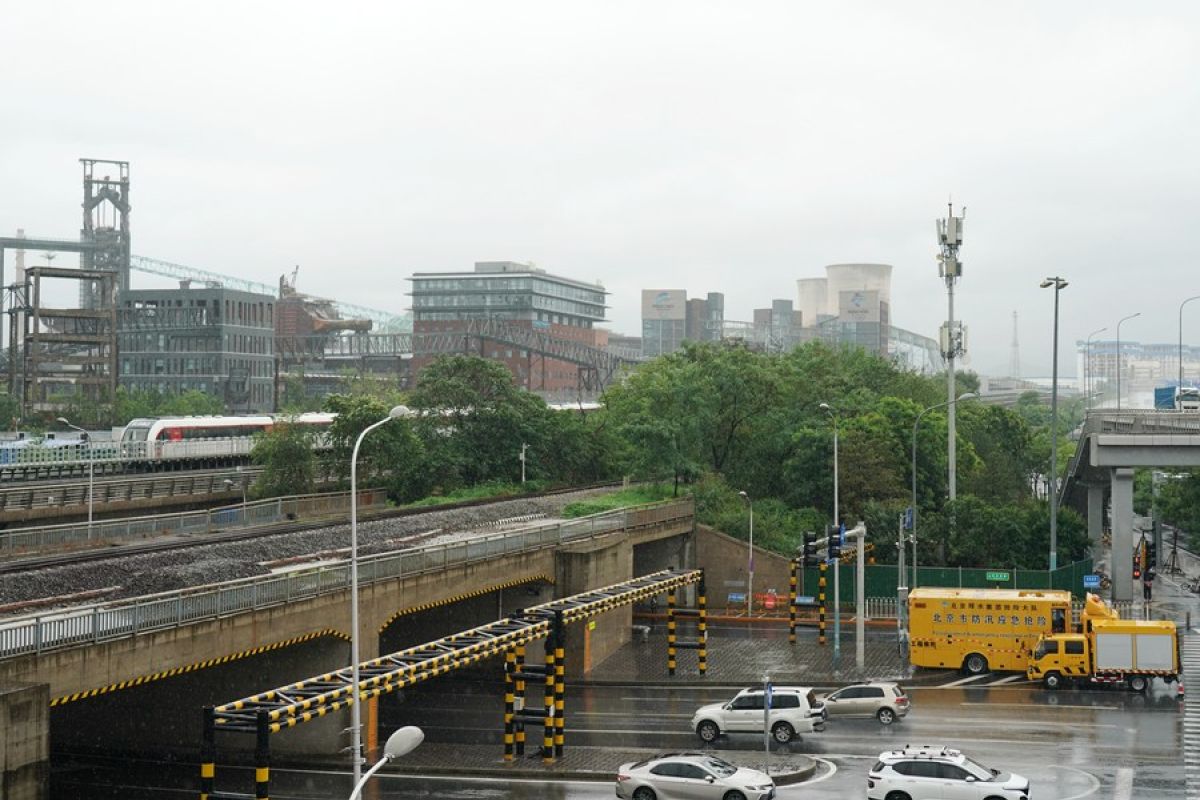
[0, 498, 695, 661]
[863, 596, 1135, 620]
[0, 489, 389, 554]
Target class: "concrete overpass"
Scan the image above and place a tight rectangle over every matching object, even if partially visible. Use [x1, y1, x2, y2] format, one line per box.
[0, 499, 695, 708]
[1061, 410, 1200, 601]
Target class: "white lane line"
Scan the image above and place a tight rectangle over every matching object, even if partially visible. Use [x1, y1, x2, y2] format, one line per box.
[1057, 765, 1104, 800]
[987, 674, 1029, 685]
[933, 673, 995, 688]
[1113, 766, 1134, 800]
[963, 701, 1122, 711]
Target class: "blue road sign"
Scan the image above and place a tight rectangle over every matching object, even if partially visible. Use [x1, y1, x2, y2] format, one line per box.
[727, 592, 747, 604]
[765, 681, 773, 709]
[904, 507, 914, 531]
[793, 595, 816, 606]
[839, 522, 846, 545]
[1083, 574, 1101, 589]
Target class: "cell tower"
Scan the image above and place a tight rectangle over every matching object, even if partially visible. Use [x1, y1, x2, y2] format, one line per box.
[1010, 310, 1021, 379]
[936, 202, 966, 501]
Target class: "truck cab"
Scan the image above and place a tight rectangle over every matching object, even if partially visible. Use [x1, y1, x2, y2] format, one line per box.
[1028, 634, 1089, 689]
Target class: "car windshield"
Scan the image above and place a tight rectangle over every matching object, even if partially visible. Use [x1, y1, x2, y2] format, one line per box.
[1032, 640, 1047, 660]
[962, 757, 995, 781]
[702, 757, 737, 777]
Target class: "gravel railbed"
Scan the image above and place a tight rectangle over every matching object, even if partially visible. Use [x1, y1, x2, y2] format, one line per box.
[0, 487, 624, 610]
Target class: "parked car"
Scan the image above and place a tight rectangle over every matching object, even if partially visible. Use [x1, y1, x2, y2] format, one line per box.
[867, 745, 1031, 800]
[616, 752, 776, 800]
[691, 686, 824, 744]
[819, 682, 909, 724]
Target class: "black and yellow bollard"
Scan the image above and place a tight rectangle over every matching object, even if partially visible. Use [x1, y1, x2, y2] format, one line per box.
[504, 648, 516, 761]
[515, 644, 527, 757]
[697, 575, 708, 675]
[200, 706, 215, 800]
[789, 558, 798, 644]
[667, 589, 677, 676]
[255, 710, 270, 800]
[818, 561, 827, 646]
[553, 610, 566, 759]
[542, 634, 555, 764]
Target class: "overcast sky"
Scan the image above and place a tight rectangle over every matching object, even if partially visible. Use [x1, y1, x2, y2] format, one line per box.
[3, 1, 1199, 376]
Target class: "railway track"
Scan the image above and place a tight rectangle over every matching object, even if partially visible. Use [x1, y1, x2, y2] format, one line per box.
[0, 482, 622, 576]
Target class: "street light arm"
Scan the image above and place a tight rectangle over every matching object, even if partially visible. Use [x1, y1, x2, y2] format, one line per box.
[348, 756, 392, 800]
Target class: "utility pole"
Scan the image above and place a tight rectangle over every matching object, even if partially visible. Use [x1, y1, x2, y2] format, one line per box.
[937, 204, 966, 502]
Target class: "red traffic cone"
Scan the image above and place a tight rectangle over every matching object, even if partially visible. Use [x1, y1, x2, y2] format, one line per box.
[1178, 681, 1186, 700]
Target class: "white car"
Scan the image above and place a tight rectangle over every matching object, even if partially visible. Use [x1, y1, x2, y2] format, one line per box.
[867, 745, 1031, 800]
[616, 752, 776, 800]
[691, 686, 823, 744]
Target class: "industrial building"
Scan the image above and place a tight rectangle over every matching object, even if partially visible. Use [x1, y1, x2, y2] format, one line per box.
[408, 262, 611, 395]
[641, 290, 724, 357]
[117, 284, 276, 412]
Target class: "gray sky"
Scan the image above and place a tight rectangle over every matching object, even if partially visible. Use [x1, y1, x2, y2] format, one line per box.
[3, 1, 1199, 376]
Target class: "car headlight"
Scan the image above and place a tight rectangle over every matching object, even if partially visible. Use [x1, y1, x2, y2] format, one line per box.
[747, 784, 774, 791]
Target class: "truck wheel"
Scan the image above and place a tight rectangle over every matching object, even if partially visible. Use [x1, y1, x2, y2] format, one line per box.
[963, 653, 989, 675]
[1043, 672, 1063, 690]
[1128, 675, 1149, 693]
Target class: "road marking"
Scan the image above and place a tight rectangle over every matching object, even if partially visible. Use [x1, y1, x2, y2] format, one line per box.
[987, 674, 1029, 685]
[1056, 765, 1103, 800]
[1113, 766, 1134, 800]
[785, 756, 837, 787]
[963, 701, 1122, 711]
[933, 673, 995, 688]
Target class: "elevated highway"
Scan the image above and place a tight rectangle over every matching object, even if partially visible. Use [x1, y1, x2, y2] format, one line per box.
[1061, 409, 1200, 601]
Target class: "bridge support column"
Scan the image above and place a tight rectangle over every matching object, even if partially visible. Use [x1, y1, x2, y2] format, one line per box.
[1087, 484, 1105, 558]
[1110, 468, 1134, 603]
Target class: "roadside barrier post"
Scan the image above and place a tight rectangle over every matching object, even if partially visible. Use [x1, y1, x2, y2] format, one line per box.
[818, 562, 827, 646]
[503, 648, 515, 761]
[789, 558, 798, 644]
[542, 634, 555, 763]
[698, 574, 708, 675]
[554, 610, 565, 758]
[514, 645, 526, 756]
[200, 706, 215, 800]
[254, 711, 270, 800]
[667, 590, 677, 675]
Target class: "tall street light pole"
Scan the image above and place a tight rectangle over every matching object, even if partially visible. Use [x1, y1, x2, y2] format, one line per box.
[1040, 277, 1068, 571]
[738, 491, 754, 616]
[57, 417, 92, 539]
[349, 405, 412, 787]
[911, 393, 977, 589]
[348, 726, 424, 800]
[1085, 327, 1107, 411]
[819, 403, 840, 665]
[1116, 313, 1141, 411]
[1179, 296, 1200, 390]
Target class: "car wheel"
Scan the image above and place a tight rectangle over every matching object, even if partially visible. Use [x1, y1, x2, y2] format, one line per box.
[1129, 675, 1149, 693]
[632, 788, 657, 800]
[697, 720, 720, 742]
[1043, 671, 1063, 690]
[963, 653, 989, 675]
[876, 707, 896, 725]
[771, 721, 795, 743]
[884, 792, 912, 800]
[722, 792, 747, 800]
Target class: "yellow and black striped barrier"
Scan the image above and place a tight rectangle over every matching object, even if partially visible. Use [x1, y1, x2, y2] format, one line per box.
[818, 562, 827, 646]
[668, 572, 707, 675]
[503, 649, 516, 761]
[667, 589, 677, 675]
[553, 611, 565, 759]
[789, 558, 798, 644]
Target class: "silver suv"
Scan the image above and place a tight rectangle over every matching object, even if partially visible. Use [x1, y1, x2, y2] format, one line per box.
[867, 745, 1030, 800]
[819, 682, 909, 724]
[691, 686, 825, 744]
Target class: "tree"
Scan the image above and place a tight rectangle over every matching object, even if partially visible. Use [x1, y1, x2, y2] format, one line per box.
[323, 394, 429, 502]
[250, 418, 316, 498]
[0, 392, 18, 430]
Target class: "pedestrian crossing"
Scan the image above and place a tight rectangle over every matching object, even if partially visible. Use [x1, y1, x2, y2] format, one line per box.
[1186, 631, 1200, 800]
[929, 672, 1035, 688]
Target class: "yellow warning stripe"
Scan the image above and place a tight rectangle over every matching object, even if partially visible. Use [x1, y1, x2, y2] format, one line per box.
[377, 574, 553, 632]
[50, 629, 349, 707]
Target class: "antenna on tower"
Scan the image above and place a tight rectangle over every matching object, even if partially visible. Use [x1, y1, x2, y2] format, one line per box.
[1010, 310, 1021, 379]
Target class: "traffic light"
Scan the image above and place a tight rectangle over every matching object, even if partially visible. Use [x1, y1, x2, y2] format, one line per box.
[1133, 541, 1142, 579]
[1146, 539, 1157, 569]
[826, 524, 842, 561]
[802, 531, 818, 567]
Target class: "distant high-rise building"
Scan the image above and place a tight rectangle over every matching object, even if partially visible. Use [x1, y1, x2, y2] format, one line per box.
[408, 261, 608, 394]
[641, 290, 724, 357]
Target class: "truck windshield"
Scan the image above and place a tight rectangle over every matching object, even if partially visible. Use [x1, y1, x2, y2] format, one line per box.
[1033, 640, 1047, 660]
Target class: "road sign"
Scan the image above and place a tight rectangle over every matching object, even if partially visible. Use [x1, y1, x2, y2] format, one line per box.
[727, 592, 747, 605]
[903, 507, 913, 531]
[985, 570, 1011, 582]
[793, 595, 817, 606]
[1083, 574, 1101, 589]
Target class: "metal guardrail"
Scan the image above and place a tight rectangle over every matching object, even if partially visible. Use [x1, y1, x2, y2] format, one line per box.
[0, 498, 695, 661]
[863, 596, 1136, 620]
[0, 469, 261, 519]
[0, 489, 388, 554]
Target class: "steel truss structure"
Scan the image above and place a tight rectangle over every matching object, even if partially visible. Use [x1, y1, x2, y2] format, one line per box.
[202, 567, 701, 799]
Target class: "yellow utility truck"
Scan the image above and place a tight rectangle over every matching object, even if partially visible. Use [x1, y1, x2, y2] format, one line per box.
[907, 588, 1118, 675]
[1027, 595, 1180, 692]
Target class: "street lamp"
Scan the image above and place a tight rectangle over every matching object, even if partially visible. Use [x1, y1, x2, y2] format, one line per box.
[818, 403, 840, 662]
[519, 442, 528, 485]
[348, 725, 424, 800]
[910, 393, 977, 588]
[1040, 277, 1068, 571]
[57, 417, 92, 539]
[223, 477, 247, 521]
[1116, 312, 1141, 411]
[1085, 327, 1107, 410]
[349, 404, 413, 786]
[738, 491, 754, 616]
[1179, 296, 1200, 390]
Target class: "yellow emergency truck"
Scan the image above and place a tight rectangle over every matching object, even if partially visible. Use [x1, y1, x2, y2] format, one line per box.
[908, 588, 1077, 675]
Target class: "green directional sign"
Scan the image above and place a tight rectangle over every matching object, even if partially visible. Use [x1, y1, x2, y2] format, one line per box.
[986, 570, 1011, 582]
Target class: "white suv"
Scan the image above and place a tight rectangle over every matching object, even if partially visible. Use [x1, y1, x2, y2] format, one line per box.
[691, 686, 824, 744]
[867, 745, 1030, 800]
